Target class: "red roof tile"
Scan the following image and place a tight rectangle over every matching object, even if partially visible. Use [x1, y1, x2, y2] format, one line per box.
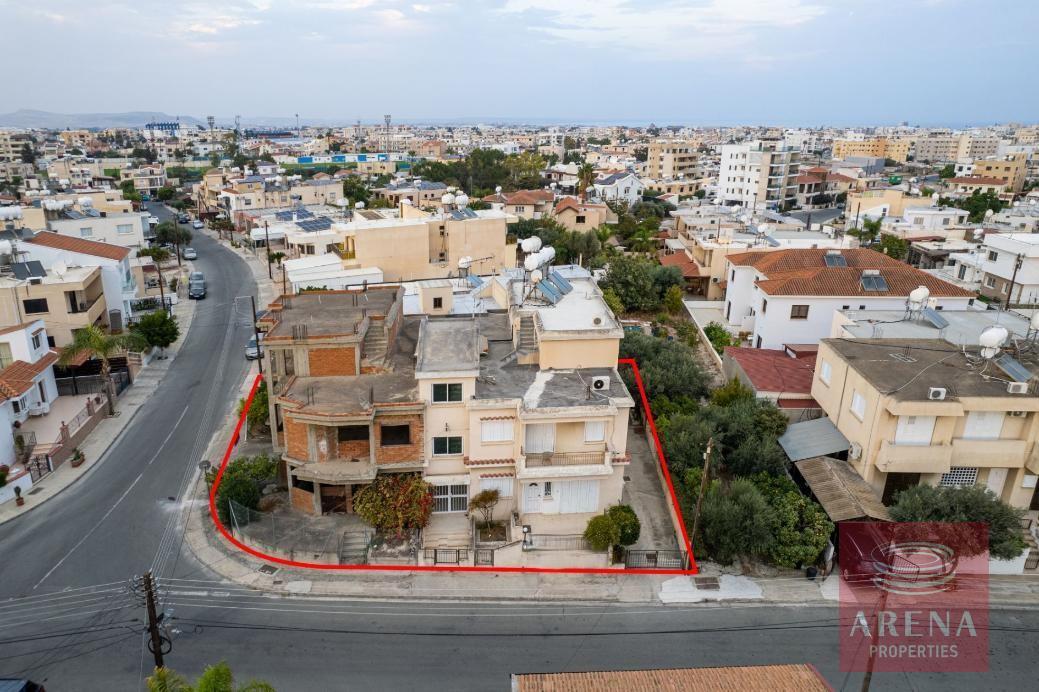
[659, 252, 700, 278]
[25, 232, 130, 261]
[725, 347, 816, 395]
[0, 350, 58, 400]
[948, 176, 1006, 186]
[513, 664, 831, 692]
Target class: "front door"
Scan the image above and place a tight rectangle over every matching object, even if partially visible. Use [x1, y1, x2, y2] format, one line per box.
[882, 472, 921, 506]
[985, 467, 1008, 498]
[523, 483, 543, 514]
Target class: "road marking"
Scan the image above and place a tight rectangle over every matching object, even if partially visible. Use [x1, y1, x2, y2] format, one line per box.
[32, 405, 193, 590]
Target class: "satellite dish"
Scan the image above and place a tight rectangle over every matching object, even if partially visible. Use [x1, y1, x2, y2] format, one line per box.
[531, 269, 543, 283]
[52, 260, 68, 277]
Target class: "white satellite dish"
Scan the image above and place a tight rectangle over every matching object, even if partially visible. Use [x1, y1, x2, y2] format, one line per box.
[52, 260, 68, 277]
[531, 269, 543, 283]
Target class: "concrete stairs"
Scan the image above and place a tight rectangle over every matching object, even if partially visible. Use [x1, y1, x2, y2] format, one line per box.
[338, 530, 369, 565]
[514, 315, 539, 365]
[1024, 526, 1039, 572]
[363, 326, 388, 364]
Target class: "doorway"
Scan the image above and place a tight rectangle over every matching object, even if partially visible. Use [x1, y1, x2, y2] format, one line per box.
[523, 483, 543, 514]
[320, 484, 349, 514]
[882, 472, 921, 506]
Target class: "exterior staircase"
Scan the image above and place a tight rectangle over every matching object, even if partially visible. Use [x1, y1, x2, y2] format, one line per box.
[363, 325, 388, 364]
[338, 530, 370, 565]
[514, 315, 539, 365]
[1024, 521, 1039, 572]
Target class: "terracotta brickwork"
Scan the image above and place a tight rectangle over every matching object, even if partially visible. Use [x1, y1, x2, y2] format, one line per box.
[284, 415, 309, 460]
[373, 412, 424, 465]
[307, 346, 356, 376]
[338, 437, 371, 459]
[290, 485, 315, 514]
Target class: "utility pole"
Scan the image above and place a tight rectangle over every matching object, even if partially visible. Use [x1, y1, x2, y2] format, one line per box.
[264, 221, 273, 279]
[690, 437, 713, 545]
[250, 295, 264, 374]
[1006, 252, 1023, 310]
[143, 571, 165, 669]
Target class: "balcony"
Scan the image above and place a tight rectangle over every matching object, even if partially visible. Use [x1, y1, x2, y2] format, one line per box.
[518, 449, 611, 478]
[875, 440, 952, 473]
[287, 455, 377, 483]
[951, 438, 1027, 468]
[330, 244, 356, 260]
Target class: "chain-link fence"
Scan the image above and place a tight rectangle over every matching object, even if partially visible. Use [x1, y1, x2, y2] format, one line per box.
[226, 497, 372, 565]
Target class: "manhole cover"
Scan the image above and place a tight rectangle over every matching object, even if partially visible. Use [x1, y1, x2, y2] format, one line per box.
[258, 564, 279, 575]
[694, 577, 720, 590]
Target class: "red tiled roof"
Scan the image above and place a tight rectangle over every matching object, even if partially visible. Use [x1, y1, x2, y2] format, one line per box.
[553, 197, 607, 215]
[724, 347, 816, 395]
[777, 397, 821, 409]
[948, 176, 1006, 186]
[796, 175, 824, 185]
[0, 350, 59, 400]
[0, 322, 38, 337]
[756, 266, 973, 298]
[25, 232, 130, 261]
[659, 251, 700, 278]
[498, 189, 554, 205]
[727, 248, 904, 272]
[826, 172, 857, 184]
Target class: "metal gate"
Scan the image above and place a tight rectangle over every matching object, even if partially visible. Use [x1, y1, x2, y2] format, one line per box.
[27, 455, 52, 482]
[475, 548, 494, 566]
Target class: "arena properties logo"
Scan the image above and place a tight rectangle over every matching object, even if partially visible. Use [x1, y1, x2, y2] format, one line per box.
[839, 522, 989, 673]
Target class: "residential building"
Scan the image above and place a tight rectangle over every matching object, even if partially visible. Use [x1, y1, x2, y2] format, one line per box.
[846, 189, 936, 222]
[718, 140, 801, 210]
[642, 177, 705, 198]
[41, 205, 148, 250]
[0, 264, 108, 347]
[644, 140, 700, 179]
[721, 248, 975, 349]
[832, 137, 911, 163]
[119, 164, 167, 194]
[945, 176, 1010, 200]
[0, 131, 33, 163]
[972, 154, 1027, 195]
[723, 344, 821, 421]
[371, 180, 448, 208]
[551, 198, 614, 232]
[480, 189, 555, 220]
[812, 337, 1039, 510]
[914, 133, 964, 163]
[21, 233, 138, 327]
[593, 171, 644, 207]
[880, 206, 971, 239]
[978, 232, 1039, 305]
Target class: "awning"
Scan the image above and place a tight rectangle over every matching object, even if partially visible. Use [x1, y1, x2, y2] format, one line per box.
[778, 417, 850, 462]
[795, 456, 892, 522]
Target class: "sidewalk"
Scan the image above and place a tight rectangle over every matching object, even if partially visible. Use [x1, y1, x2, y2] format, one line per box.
[0, 291, 198, 526]
[199, 226, 279, 306]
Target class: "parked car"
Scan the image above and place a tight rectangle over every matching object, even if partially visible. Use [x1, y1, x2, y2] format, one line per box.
[192, 220, 205, 230]
[177, 213, 190, 224]
[147, 215, 159, 226]
[181, 247, 197, 260]
[245, 335, 263, 360]
[188, 271, 206, 299]
[140, 202, 149, 211]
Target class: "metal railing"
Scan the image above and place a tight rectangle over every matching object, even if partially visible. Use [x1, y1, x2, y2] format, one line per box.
[624, 549, 688, 570]
[331, 244, 357, 260]
[522, 450, 606, 467]
[523, 534, 591, 551]
[424, 547, 469, 565]
[14, 430, 36, 464]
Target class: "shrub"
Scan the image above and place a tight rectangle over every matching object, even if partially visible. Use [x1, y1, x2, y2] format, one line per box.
[703, 322, 735, 354]
[468, 488, 500, 527]
[606, 504, 641, 546]
[699, 478, 775, 564]
[664, 284, 684, 314]
[215, 453, 278, 525]
[602, 288, 625, 317]
[353, 474, 434, 537]
[584, 514, 621, 551]
[131, 310, 180, 349]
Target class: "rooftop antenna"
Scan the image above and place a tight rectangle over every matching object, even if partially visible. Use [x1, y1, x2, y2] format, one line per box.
[295, 113, 301, 138]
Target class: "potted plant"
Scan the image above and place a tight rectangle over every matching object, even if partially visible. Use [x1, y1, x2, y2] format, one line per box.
[14, 486, 24, 507]
[70, 448, 85, 468]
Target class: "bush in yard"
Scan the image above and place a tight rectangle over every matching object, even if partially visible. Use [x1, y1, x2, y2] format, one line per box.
[709, 378, 754, 407]
[353, 474, 434, 538]
[602, 288, 625, 317]
[238, 381, 269, 435]
[584, 514, 621, 551]
[664, 284, 684, 314]
[699, 478, 775, 564]
[606, 504, 641, 546]
[702, 322, 735, 354]
[215, 453, 278, 525]
[131, 310, 180, 350]
[468, 488, 500, 528]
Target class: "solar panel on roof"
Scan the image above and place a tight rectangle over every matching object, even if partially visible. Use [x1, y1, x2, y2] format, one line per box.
[823, 254, 848, 267]
[861, 275, 889, 291]
[537, 279, 562, 304]
[764, 236, 781, 247]
[295, 217, 332, 232]
[11, 261, 46, 280]
[547, 270, 573, 294]
[921, 307, 949, 329]
[996, 354, 1033, 383]
[467, 274, 484, 288]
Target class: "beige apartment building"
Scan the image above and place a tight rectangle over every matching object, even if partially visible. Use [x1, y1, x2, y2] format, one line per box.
[260, 266, 635, 566]
[0, 265, 108, 347]
[551, 198, 614, 232]
[845, 189, 935, 221]
[832, 137, 911, 163]
[119, 164, 167, 194]
[644, 140, 700, 179]
[972, 154, 1027, 195]
[812, 338, 1039, 510]
[0, 131, 33, 163]
[480, 189, 555, 220]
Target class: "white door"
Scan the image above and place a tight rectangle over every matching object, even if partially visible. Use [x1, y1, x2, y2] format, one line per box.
[894, 416, 936, 445]
[523, 483, 543, 513]
[557, 480, 599, 514]
[963, 411, 1005, 440]
[524, 424, 555, 454]
[985, 467, 1008, 497]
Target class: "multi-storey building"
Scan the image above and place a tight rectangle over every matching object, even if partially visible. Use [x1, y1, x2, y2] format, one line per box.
[644, 141, 700, 180]
[977, 232, 1039, 305]
[0, 131, 33, 163]
[718, 141, 801, 210]
[0, 264, 108, 347]
[481, 189, 555, 220]
[119, 164, 167, 194]
[832, 137, 911, 163]
[260, 267, 634, 564]
[972, 154, 1027, 195]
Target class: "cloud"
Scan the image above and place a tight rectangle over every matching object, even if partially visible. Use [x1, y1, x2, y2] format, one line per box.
[500, 0, 828, 61]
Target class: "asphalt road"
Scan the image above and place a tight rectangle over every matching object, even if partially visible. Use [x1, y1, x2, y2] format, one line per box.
[3, 206, 1039, 691]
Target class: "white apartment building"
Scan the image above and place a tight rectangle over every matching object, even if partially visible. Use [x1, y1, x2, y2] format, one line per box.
[978, 233, 1039, 305]
[718, 141, 801, 210]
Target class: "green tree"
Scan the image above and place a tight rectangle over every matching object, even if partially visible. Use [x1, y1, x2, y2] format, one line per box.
[658, 413, 714, 477]
[709, 378, 754, 407]
[847, 217, 882, 244]
[468, 488, 500, 528]
[584, 514, 621, 551]
[939, 163, 956, 179]
[209, 152, 221, 168]
[602, 288, 625, 317]
[58, 325, 145, 415]
[19, 142, 35, 164]
[214, 454, 279, 525]
[600, 256, 657, 312]
[664, 285, 684, 314]
[154, 222, 193, 265]
[878, 234, 909, 260]
[577, 162, 596, 201]
[238, 381, 269, 435]
[156, 186, 177, 201]
[353, 474, 434, 538]
[889, 484, 1026, 560]
[941, 190, 1004, 223]
[763, 486, 833, 568]
[148, 661, 276, 692]
[131, 310, 180, 350]
[606, 504, 642, 546]
[504, 151, 546, 189]
[702, 322, 734, 354]
[699, 478, 775, 564]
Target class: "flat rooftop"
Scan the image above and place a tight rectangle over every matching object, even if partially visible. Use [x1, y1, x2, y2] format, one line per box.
[416, 318, 481, 373]
[500, 266, 624, 337]
[838, 308, 1032, 346]
[823, 337, 1039, 401]
[263, 287, 400, 340]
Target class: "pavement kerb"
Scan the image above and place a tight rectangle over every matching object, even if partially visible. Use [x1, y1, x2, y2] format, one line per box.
[0, 288, 199, 526]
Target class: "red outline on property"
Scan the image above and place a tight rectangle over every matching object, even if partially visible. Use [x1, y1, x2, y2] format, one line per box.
[208, 358, 698, 575]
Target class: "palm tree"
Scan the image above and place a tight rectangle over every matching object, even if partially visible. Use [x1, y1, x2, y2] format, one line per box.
[154, 222, 193, 267]
[577, 163, 596, 202]
[137, 246, 172, 314]
[628, 226, 657, 255]
[59, 325, 145, 416]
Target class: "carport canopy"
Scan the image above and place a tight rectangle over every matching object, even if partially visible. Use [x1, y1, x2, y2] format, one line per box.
[778, 417, 850, 462]
[794, 456, 891, 522]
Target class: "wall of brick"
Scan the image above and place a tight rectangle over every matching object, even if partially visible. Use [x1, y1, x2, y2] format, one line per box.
[284, 415, 309, 460]
[373, 412, 424, 465]
[290, 485, 315, 514]
[338, 438, 371, 459]
[307, 346, 357, 377]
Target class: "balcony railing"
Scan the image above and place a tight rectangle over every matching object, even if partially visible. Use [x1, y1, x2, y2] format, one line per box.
[68, 294, 101, 315]
[876, 440, 953, 473]
[522, 450, 606, 467]
[331, 244, 357, 260]
[951, 438, 1027, 467]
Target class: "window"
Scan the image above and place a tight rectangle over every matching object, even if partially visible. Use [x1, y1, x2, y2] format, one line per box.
[23, 298, 48, 315]
[31, 330, 43, 350]
[820, 359, 832, 385]
[432, 297, 443, 309]
[480, 477, 513, 498]
[984, 276, 997, 289]
[12, 396, 26, 414]
[433, 436, 463, 455]
[940, 467, 978, 488]
[432, 484, 468, 512]
[543, 481, 553, 497]
[0, 343, 11, 369]
[987, 250, 999, 261]
[432, 382, 463, 403]
[575, 215, 586, 224]
[1001, 282, 1009, 295]
[514, 206, 525, 213]
[292, 476, 315, 493]
[117, 224, 133, 235]
[381, 424, 410, 446]
[79, 227, 93, 237]
[850, 390, 866, 420]
[761, 299, 767, 314]
[584, 420, 606, 443]
[790, 305, 810, 320]
[481, 419, 513, 443]
[337, 425, 368, 442]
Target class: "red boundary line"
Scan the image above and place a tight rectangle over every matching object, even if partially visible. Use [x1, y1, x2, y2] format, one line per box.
[208, 360, 698, 575]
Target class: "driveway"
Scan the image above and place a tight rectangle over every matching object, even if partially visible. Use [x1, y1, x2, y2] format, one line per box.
[622, 424, 681, 552]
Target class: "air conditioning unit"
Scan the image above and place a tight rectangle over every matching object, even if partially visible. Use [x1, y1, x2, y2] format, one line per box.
[711, 277, 720, 283]
[28, 401, 50, 416]
[591, 376, 610, 391]
[1008, 382, 1029, 394]
[1009, 410, 1027, 418]
[927, 387, 947, 401]
[848, 441, 862, 460]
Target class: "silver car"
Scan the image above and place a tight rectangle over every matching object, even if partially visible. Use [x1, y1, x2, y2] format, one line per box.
[181, 247, 197, 260]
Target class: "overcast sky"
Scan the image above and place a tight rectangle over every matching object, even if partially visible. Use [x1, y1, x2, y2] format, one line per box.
[1, 0, 1035, 126]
